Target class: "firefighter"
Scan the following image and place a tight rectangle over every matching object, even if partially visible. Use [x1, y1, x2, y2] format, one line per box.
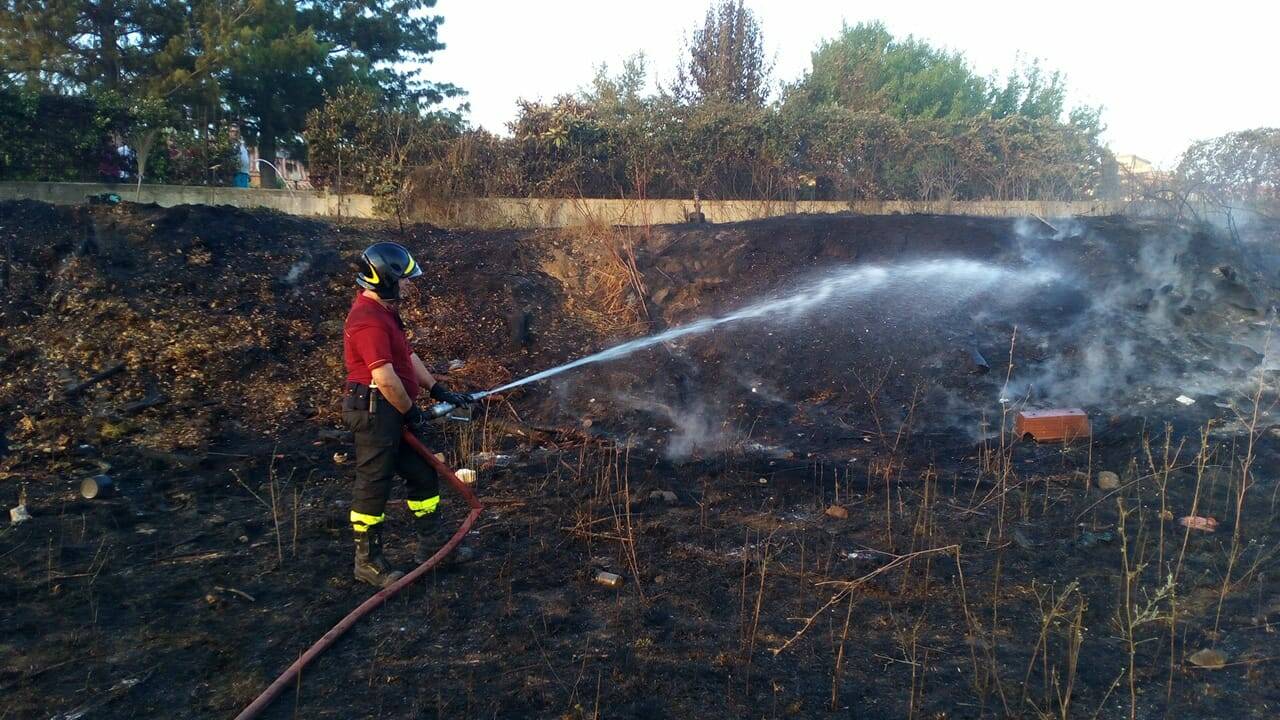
[341, 241, 475, 587]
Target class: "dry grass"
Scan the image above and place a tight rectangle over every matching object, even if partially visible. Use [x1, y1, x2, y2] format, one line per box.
[542, 222, 650, 335]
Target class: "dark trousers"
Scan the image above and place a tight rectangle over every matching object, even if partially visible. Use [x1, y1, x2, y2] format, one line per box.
[342, 384, 439, 522]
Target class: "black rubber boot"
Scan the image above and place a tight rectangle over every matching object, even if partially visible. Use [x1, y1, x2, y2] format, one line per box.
[353, 527, 404, 588]
[413, 512, 475, 566]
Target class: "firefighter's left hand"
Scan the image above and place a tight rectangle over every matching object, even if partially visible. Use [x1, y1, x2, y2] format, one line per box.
[430, 383, 473, 407]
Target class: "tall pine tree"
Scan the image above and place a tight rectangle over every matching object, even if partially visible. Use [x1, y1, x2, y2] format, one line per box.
[219, 0, 456, 186]
[0, 0, 456, 186]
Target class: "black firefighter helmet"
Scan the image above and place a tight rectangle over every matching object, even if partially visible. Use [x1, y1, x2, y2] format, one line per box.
[356, 242, 423, 300]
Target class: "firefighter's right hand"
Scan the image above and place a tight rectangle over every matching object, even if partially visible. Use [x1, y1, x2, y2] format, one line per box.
[403, 405, 432, 434]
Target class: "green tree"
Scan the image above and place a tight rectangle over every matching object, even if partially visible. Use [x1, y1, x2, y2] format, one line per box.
[674, 0, 770, 106]
[1177, 128, 1280, 203]
[220, 0, 457, 187]
[0, 0, 221, 94]
[794, 21, 989, 120]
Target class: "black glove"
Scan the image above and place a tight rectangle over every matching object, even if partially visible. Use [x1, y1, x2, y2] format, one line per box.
[430, 382, 473, 407]
[402, 405, 432, 434]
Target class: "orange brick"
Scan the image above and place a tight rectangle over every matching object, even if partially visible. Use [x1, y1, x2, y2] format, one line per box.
[1014, 408, 1090, 442]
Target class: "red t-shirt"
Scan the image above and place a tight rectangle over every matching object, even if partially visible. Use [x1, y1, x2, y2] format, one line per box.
[343, 292, 420, 399]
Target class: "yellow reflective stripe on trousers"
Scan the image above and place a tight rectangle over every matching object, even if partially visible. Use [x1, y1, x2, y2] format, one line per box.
[350, 510, 386, 532]
[406, 496, 440, 517]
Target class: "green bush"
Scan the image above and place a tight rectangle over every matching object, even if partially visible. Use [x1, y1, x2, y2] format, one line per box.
[0, 89, 127, 181]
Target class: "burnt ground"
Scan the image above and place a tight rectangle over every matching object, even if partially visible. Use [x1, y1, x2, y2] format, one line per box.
[1, 201, 1278, 719]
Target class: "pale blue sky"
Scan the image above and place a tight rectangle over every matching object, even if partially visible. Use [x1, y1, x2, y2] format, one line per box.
[422, 1, 1275, 168]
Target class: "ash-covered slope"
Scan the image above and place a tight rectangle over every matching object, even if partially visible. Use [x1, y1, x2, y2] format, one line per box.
[523, 213, 1278, 459]
[1, 202, 1275, 479]
[0, 200, 586, 474]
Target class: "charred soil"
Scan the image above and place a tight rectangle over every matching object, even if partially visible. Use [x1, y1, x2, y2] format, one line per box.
[1, 201, 1278, 719]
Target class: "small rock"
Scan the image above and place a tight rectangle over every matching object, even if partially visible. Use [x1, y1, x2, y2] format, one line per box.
[1179, 515, 1218, 532]
[1188, 648, 1227, 669]
[648, 490, 678, 504]
[824, 505, 849, 520]
[757, 477, 768, 485]
[9, 504, 31, 525]
[1097, 471, 1120, 490]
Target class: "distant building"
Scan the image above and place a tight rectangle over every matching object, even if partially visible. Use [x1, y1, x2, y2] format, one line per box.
[247, 147, 312, 190]
[1114, 153, 1156, 176]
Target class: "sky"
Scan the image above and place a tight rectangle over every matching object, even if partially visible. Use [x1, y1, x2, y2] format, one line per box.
[422, 1, 1275, 169]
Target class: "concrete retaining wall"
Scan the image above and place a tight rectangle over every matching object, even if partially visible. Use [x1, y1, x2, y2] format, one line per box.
[0, 181, 375, 219]
[2, 181, 1266, 229]
[411, 196, 1125, 228]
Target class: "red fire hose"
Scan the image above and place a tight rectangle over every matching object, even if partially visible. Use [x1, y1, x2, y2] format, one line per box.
[232, 429, 484, 720]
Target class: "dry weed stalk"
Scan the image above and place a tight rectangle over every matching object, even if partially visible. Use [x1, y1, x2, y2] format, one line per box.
[1115, 498, 1173, 720]
[772, 544, 958, 656]
[556, 222, 650, 333]
[1020, 581, 1085, 718]
[1167, 422, 1214, 699]
[1215, 339, 1276, 633]
[1143, 425, 1185, 572]
[741, 530, 776, 695]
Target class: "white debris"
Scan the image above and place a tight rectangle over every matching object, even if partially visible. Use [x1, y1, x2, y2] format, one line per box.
[9, 504, 31, 524]
[1176, 395, 1196, 406]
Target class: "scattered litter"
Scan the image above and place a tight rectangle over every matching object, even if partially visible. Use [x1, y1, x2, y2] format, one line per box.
[594, 570, 623, 588]
[1188, 648, 1227, 669]
[472, 452, 512, 468]
[757, 477, 768, 485]
[1175, 395, 1196, 406]
[1179, 515, 1218, 532]
[1096, 471, 1120, 491]
[214, 585, 257, 603]
[1078, 530, 1113, 548]
[1014, 408, 1090, 442]
[968, 347, 990, 375]
[455, 468, 476, 485]
[448, 359, 465, 371]
[825, 505, 849, 520]
[9, 486, 29, 524]
[332, 452, 349, 465]
[80, 474, 115, 499]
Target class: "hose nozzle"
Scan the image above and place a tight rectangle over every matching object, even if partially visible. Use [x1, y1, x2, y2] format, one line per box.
[426, 391, 492, 421]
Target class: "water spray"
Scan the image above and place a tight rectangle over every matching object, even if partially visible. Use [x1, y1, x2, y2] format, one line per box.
[429, 259, 1059, 417]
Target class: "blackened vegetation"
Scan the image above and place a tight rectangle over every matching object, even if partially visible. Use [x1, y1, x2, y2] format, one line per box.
[1, 202, 1278, 719]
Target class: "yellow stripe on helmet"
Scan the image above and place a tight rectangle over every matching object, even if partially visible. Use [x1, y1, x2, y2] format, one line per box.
[404, 256, 416, 275]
